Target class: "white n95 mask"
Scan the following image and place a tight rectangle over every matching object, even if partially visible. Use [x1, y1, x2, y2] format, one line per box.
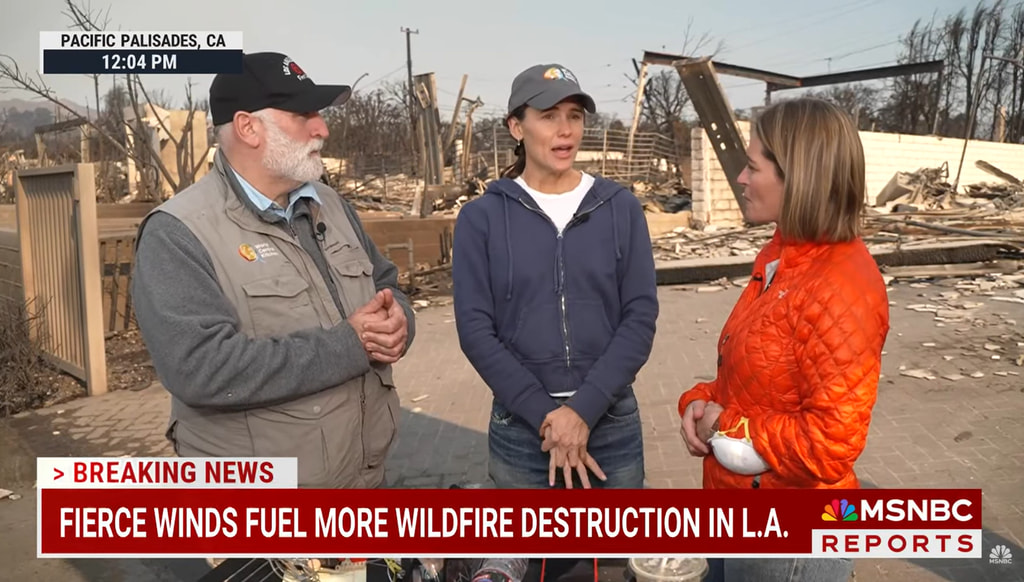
[708, 417, 770, 476]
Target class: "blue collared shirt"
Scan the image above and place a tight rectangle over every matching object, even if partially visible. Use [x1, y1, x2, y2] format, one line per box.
[232, 169, 321, 221]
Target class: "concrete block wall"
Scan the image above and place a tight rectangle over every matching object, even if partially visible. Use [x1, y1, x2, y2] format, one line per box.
[691, 121, 1024, 227]
[690, 121, 750, 227]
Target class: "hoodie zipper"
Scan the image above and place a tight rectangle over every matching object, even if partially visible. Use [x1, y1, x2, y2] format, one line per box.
[515, 195, 607, 373]
[557, 234, 570, 370]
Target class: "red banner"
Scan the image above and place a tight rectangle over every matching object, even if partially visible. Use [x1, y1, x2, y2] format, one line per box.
[39, 488, 983, 558]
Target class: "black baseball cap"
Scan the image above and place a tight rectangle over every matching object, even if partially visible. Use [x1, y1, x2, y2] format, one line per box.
[209, 52, 352, 125]
[507, 64, 596, 116]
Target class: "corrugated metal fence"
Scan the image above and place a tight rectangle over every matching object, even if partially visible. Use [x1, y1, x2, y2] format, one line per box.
[15, 164, 108, 396]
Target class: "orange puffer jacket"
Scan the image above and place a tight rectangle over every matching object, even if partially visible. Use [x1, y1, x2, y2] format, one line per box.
[678, 229, 890, 490]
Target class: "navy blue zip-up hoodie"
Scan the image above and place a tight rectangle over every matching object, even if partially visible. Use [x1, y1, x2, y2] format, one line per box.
[452, 175, 659, 433]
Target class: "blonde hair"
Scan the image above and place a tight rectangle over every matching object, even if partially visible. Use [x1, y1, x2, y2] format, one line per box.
[752, 97, 866, 243]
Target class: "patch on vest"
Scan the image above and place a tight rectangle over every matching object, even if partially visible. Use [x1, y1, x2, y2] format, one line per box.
[237, 243, 281, 262]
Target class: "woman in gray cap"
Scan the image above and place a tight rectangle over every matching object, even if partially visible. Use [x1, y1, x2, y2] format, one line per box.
[452, 63, 659, 492]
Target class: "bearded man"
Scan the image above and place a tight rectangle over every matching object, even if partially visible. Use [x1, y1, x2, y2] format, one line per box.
[130, 52, 415, 489]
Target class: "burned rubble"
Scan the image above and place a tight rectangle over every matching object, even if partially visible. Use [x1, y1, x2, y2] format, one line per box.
[330, 172, 423, 214]
[337, 170, 695, 307]
[894, 272, 1024, 383]
[651, 224, 773, 261]
[656, 159, 1023, 279]
[332, 154, 1024, 309]
[875, 160, 1024, 215]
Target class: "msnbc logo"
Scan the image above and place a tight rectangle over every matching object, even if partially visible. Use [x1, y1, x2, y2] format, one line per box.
[989, 544, 1012, 565]
[822, 498, 858, 522]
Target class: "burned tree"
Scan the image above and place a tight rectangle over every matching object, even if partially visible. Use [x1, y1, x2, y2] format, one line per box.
[999, 5, 1024, 142]
[627, 19, 723, 142]
[321, 80, 413, 178]
[804, 83, 884, 130]
[876, 0, 1019, 139]
[876, 17, 951, 135]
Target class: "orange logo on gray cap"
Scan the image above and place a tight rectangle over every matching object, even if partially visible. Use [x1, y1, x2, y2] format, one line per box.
[543, 67, 578, 84]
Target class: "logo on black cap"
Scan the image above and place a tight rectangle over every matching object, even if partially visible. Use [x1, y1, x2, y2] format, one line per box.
[282, 57, 308, 81]
[208, 51, 352, 126]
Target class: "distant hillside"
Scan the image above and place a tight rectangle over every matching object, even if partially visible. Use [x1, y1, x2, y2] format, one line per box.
[0, 98, 89, 138]
[0, 97, 88, 116]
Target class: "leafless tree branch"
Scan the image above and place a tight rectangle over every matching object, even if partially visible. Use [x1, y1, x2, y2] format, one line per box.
[0, 54, 131, 159]
[0, 0, 207, 199]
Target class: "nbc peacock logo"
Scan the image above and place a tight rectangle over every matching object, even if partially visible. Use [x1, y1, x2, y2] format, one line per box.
[989, 544, 1012, 565]
[822, 498, 859, 522]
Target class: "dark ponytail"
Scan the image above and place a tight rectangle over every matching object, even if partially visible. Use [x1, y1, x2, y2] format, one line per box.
[500, 106, 528, 179]
[501, 140, 527, 179]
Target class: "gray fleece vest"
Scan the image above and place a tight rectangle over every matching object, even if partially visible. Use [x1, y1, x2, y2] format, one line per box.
[147, 153, 398, 489]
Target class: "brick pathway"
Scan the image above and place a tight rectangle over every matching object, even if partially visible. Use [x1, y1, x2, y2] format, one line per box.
[3, 280, 1023, 582]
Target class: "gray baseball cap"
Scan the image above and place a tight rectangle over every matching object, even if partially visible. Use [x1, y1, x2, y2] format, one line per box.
[507, 64, 597, 115]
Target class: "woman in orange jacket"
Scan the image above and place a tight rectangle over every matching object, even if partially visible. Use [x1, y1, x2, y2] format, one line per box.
[678, 98, 890, 582]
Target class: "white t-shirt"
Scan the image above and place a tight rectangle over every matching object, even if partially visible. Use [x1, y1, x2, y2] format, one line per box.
[515, 173, 595, 234]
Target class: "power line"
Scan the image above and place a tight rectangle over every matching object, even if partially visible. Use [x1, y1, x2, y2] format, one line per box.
[355, 64, 407, 92]
[724, 0, 888, 54]
[751, 39, 902, 75]
[598, 91, 636, 104]
[831, 39, 902, 61]
[714, 0, 888, 41]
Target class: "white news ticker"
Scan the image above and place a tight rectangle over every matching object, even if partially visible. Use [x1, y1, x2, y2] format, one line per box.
[36, 457, 297, 489]
[38, 31, 243, 51]
[812, 529, 983, 558]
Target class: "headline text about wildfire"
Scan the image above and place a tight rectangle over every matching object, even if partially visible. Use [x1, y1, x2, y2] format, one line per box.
[60, 505, 790, 540]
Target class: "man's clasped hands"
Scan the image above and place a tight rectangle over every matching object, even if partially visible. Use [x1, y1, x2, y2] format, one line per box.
[347, 288, 409, 364]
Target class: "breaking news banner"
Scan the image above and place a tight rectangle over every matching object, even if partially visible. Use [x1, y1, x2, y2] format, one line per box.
[36, 457, 983, 560]
[38, 31, 243, 75]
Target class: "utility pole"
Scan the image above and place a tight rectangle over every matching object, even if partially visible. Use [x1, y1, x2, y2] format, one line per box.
[401, 26, 420, 171]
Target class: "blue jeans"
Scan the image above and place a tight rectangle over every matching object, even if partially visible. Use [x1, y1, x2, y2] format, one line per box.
[705, 557, 854, 582]
[487, 391, 645, 489]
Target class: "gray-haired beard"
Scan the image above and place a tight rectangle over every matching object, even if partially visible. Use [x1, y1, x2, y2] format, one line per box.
[259, 116, 325, 184]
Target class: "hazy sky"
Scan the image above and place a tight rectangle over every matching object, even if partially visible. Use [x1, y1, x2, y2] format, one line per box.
[1, 0, 980, 123]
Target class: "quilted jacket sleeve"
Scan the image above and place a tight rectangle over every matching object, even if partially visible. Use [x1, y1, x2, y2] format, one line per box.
[678, 381, 718, 418]
[716, 271, 889, 485]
